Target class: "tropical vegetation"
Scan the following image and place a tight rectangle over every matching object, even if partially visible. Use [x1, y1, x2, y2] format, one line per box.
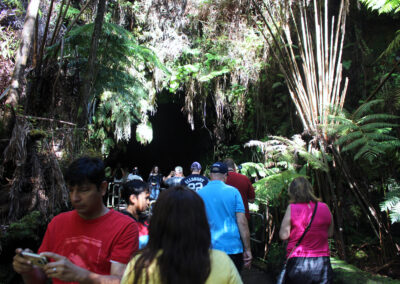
[0, 0, 399, 281]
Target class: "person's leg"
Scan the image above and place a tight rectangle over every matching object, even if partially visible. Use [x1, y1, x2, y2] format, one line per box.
[228, 253, 244, 272]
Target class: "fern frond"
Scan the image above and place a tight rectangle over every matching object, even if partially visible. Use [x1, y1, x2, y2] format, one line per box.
[378, 29, 400, 59]
[380, 178, 400, 224]
[354, 144, 385, 161]
[364, 132, 397, 141]
[360, 122, 398, 131]
[382, 140, 400, 147]
[298, 151, 328, 172]
[359, 0, 400, 14]
[342, 137, 368, 152]
[335, 131, 363, 145]
[253, 170, 306, 206]
[358, 113, 399, 124]
[352, 99, 384, 119]
[240, 162, 266, 178]
[329, 115, 355, 125]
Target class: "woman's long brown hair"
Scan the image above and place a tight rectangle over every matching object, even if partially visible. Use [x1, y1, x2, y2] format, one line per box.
[130, 185, 211, 284]
[288, 177, 320, 203]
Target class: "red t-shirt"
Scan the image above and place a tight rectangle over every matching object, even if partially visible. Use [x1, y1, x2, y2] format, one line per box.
[38, 209, 138, 284]
[226, 171, 255, 220]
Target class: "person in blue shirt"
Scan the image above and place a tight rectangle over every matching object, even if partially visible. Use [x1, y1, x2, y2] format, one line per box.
[197, 162, 252, 272]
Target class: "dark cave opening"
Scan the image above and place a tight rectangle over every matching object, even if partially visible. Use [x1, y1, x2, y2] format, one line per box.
[107, 102, 213, 178]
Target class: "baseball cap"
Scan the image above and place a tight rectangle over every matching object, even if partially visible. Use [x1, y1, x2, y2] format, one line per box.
[191, 162, 201, 170]
[210, 162, 228, 174]
[175, 166, 183, 173]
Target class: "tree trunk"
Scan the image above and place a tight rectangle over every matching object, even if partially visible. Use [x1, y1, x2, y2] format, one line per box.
[36, 0, 55, 76]
[316, 140, 347, 260]
[331, 146, 398, 261]
[2, 0, 41, 135]
[77, 0, 107, 127]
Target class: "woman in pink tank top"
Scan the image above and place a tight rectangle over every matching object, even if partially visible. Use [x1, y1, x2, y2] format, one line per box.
[279, 177, 334, 284]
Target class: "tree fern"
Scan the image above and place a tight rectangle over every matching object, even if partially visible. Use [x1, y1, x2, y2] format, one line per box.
[246, 135, 329, 172]
[240, 162, 268, 178]
[359, 0, 400, 60]
[330, 99, 400, 163]
[359, 0, 400, 13]
[380, 179, 400, 224]
[47, 22, 167, 154]
[253, 170, 306, 207]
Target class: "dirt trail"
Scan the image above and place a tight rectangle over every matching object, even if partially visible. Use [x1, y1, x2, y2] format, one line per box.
[241, 265, 274, 284]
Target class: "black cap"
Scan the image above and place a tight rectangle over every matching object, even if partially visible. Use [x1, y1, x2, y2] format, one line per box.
[210, 162, 228, 174]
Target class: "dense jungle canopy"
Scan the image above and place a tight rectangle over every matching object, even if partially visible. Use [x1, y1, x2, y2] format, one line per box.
[0, 0, 400, 282]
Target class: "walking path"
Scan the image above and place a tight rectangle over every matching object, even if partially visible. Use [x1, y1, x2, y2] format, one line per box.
[242, 265, 274, 284]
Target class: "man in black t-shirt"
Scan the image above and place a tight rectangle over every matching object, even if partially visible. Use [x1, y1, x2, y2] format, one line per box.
[181, 162, 209, 192]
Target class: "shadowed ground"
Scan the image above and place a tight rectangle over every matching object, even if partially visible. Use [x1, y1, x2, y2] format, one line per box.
[242, 265, 274, 284]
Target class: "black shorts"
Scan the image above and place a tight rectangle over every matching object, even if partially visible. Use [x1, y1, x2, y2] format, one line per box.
[286, 256, 333, 284]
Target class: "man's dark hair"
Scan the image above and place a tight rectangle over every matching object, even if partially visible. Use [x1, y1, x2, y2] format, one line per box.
[121, 180, 148, 205]
[65, 157, 105, 188]
[130, 185, 211, 284]
[223, 158, 235, 170]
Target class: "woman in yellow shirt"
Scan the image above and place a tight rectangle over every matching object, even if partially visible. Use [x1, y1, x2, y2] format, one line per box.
[121, 185, 242, 284]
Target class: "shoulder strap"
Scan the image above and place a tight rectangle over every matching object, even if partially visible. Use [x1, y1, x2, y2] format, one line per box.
[295, 201, 318, 247]
[287, 201, 318, 258]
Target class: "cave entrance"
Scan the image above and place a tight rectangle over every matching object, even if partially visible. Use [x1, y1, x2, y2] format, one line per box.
[109, 101, 213, 178]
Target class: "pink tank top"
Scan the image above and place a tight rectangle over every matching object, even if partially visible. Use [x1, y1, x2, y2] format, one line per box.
[286, 201, 331, 258]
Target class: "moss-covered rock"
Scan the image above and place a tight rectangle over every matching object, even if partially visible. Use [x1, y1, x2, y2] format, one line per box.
[331, 257, 400, 284]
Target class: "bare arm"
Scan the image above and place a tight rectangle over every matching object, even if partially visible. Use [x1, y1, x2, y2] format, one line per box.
[279, 205, 291, 240]
[41, 252, 126, 284]
[236, 212, 252, 269]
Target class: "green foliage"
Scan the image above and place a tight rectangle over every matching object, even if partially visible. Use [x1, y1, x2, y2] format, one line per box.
[240, 162, 268, 178]
[331, 257, 400, 283]
[1, 211, 46, 242]
[329, 99, 400, 163]
[378, 30, 400, 60]
[167, 29, 265, 138]
[0, 26, 19, 60]
[3, 0, 24, 14]
[168, 47, 237, 93]
[359, 0, 400, 14]
[360, 0, 400, 60]
[246, 135, 329, 172]
[47, 23, 167, 155]
[214, 144, 243, 160]
[0, 211, 48, 283]
[380, 178, 400, 224]
[136, 121, 153, 144]
[261, 242, 287, 277]
[253, 170, 305, 207]
[59, 5, 80, 20]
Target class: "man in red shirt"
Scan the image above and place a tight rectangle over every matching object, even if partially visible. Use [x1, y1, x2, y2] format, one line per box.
[224, 158, 255, 221]
[13, 157, 138, 284]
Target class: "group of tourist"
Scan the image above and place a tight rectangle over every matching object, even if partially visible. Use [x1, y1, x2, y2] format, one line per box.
[12, 156, 334, 284]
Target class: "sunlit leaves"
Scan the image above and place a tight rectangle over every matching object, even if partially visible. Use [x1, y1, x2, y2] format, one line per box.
[359, 0, 400, 14]
[380, 179, 400, 224]
[50, 22, 166, 154]
[253, 170, 305, 207]
[136, 121, 153, 145]
[330, 100, 400, 163]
